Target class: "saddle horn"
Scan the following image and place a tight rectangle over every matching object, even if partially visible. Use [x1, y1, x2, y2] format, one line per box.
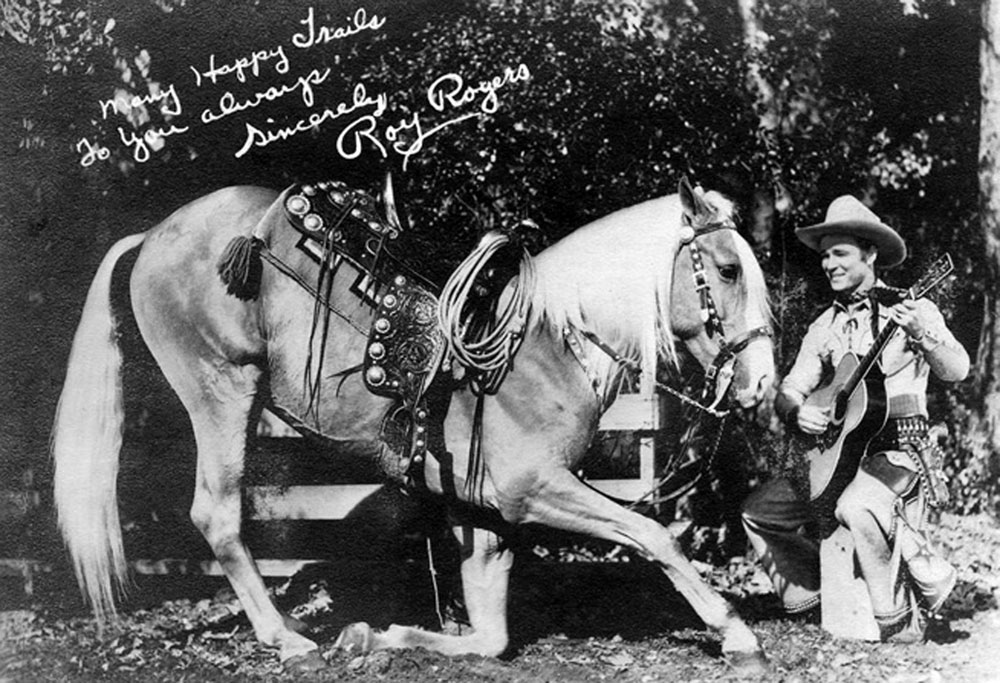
[382, 171, 403, 233]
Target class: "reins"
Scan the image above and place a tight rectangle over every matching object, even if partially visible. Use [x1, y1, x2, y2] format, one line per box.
[573, 217, 771, 509]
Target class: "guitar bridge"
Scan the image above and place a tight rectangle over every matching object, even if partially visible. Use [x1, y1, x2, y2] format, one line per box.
[817, 424, 842, 451]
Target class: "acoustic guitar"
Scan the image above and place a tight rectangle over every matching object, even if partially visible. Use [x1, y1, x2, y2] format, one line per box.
[804, 254, 953, 517]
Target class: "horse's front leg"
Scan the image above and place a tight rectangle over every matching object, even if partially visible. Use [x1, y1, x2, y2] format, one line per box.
[336, 522, 513, 656]
[183, 379, 324, 672]
[515, 468, 767, 674]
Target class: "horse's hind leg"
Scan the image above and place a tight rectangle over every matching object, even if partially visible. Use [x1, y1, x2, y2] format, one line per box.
[151, 358, 323, 670]
[518, 469, 766, 672]
[337, 523, 513, 656]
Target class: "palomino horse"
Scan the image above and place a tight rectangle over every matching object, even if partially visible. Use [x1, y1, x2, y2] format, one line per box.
[52, 177, 774, 673]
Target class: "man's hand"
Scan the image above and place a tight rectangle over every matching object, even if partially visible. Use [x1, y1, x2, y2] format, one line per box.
[889, 300, 926, 340]
[797, 404, 831, 435]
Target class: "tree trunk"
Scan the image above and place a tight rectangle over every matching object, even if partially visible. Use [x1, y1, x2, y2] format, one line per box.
[977, 0, 1000, 451]
[737, 0, 783, 252]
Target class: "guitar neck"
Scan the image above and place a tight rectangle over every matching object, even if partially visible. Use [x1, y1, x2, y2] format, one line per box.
[829, 254, 952, 406]
[840, 317, 899, 400]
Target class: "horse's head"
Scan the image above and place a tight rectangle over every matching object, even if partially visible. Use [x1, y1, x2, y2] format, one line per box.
[669, 178, 774, 411]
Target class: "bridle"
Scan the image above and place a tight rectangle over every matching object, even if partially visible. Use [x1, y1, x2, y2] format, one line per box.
[567, 212, 772, 511]
[573, 213, 771, 418]
[676, 213, 772, 413]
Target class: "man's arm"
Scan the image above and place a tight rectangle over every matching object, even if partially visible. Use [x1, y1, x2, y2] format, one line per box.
[890, 299, 970, 382]
[777, 318, 832, 435]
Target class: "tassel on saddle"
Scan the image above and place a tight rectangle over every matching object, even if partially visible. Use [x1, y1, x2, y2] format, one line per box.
[217, 234, 265, 301]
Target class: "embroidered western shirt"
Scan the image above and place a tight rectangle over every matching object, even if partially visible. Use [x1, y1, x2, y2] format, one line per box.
[780, 293, 965, 418]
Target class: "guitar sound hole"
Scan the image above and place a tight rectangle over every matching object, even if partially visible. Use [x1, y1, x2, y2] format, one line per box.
[833, 393, 847, 422]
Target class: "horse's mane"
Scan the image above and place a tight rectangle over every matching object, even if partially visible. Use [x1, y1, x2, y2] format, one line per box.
[529, 191, 768, 396]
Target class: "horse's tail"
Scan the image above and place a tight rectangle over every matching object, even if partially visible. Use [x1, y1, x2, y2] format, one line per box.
[52, 232, 146, 625]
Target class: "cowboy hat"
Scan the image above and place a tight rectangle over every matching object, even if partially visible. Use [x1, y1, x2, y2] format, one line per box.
[795, 195, 907, 268]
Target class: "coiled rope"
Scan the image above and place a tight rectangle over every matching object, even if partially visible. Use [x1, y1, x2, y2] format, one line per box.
[438, 231, 535, 394]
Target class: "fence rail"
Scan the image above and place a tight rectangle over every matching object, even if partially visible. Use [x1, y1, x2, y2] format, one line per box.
[0, 364, 665, 591]
[131, 355, 666, 578]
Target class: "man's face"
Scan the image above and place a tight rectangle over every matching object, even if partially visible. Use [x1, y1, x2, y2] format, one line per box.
[818, 234, 876, 294]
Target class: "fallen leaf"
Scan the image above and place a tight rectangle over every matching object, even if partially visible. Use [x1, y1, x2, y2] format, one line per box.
[832, 652, 868, 667]
[602, 651, 634, 668]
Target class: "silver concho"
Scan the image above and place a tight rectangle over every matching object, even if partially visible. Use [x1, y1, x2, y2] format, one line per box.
[302, 213, 324, 232]
[366, 366, 386, 386]
[287, 194, 310, 216]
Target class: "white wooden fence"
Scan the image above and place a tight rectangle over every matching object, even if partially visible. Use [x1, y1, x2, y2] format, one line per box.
[133, 361, 665, 578]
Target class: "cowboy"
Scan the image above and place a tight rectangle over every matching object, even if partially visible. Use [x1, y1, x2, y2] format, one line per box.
[742, 195, 969, 642]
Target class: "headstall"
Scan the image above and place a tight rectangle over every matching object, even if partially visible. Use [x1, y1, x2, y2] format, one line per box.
[575, 216, 771, 418]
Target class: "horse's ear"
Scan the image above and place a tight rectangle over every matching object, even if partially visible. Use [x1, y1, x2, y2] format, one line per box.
[678, 176, 710, 220]
[679, 176, 698, 219]
[382, 171, 402, 232]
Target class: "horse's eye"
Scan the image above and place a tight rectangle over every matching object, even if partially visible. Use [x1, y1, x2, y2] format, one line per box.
[718, 264, 740, 282]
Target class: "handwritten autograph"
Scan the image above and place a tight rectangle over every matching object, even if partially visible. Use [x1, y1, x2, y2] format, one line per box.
[236, 64, 530, 168]
[77, 6, 530, 170]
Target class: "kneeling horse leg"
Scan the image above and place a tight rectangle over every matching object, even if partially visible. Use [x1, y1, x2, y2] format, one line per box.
[520, 469, 766, 670]
[337, 522, 513, 657]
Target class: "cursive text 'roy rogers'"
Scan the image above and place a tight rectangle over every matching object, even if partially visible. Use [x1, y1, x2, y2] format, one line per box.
[427, 64, 530, 114]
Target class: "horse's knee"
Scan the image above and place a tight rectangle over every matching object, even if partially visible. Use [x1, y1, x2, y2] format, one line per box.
[189, 497, 212, 536]
[189, 494, 241, 549]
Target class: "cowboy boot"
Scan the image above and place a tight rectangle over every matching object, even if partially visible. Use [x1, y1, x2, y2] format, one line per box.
[899, 524, 957, 614]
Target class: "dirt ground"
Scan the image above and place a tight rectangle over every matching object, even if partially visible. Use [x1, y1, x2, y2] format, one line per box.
[2, 512, 999, 682]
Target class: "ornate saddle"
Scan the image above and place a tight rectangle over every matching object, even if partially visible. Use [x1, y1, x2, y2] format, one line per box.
[217, 178, 529, 490]
[282, 180, 447, 482]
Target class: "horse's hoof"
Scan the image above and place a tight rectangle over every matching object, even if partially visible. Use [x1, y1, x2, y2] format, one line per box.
[283, 649, 327, 673]
[724, 650, 769, 677]
[335, 622, 376, 653]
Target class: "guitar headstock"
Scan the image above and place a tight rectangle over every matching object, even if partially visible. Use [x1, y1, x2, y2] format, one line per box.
[909, 253, 953, 299]
[869, 254, 953, 306]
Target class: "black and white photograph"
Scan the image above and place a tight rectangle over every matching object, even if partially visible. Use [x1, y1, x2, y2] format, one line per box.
[1, 0, 999, 680]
